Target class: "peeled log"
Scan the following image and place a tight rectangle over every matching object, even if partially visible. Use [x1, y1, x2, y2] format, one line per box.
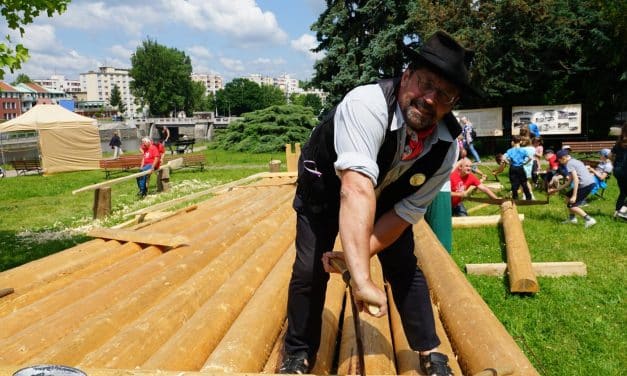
[413, 220, 540, 376]
[201, 248, 295, 372]
[452, 214, 524, 229]
[79, 193, 294, 369]
[0, 239, 106, 295]
[500, 202, 539, 293]
[337, 258, 396, 375]
[388, 284, 462, 375]
[142, 216, 296, 371]
[311, 273, 348, 375]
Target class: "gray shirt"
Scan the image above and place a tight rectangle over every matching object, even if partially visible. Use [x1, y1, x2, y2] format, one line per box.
[566, 158, 595, 187]
[332, 83, 458, 224]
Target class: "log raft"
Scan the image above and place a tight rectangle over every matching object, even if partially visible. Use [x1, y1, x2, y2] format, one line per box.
[0, 175, 540, 375]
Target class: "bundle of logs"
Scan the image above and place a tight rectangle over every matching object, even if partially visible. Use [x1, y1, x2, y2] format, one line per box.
[0, 174, 542, 375]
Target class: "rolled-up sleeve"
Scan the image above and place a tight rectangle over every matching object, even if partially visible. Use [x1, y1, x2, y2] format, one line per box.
[333, 85, 388, 186]
[394, 143, 458, 224]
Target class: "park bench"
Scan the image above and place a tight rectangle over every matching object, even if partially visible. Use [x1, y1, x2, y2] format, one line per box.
[168, 138, 196, 154]
[562, 140, 615, 156]
[165, 153, 206, 171]
[10, 159, 43, 175]
[99, 155, 143, 179]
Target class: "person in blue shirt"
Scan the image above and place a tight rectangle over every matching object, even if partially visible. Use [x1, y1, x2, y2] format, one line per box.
[528, 117, 541, 138]
[504, 135, 532, 200]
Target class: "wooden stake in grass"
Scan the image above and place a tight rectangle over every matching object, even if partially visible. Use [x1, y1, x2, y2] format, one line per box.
[500, 201, 539, 293]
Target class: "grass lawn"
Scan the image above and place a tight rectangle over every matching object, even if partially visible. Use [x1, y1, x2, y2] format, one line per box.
[0, 149, 625, 375]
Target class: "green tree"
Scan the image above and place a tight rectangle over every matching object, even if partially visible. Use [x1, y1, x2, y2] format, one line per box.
[189, 80, 209, 113]
[109, 84, 126, 115]
[129, 39, 194, 116]
[1, 0, 70, 79]
[258, 84, 287, 109]
[312, 0, 627, 136]
[290, 93, 323, 115]
[213, 104, 317, 152]
[215, 78, 262, 116]
[311, 0, 412, 107]
[11, 73, 32, 85]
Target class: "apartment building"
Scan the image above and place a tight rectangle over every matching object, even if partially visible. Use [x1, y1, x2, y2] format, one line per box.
[34, 74, 82, 94]
[191, 73, 224, 95]
[80, 67, 140, 117]
[0, 82, 22, 120]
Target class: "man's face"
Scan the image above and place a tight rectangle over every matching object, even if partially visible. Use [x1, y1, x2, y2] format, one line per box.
[458, 160, 473, 177]
[397, 68, 460, 131]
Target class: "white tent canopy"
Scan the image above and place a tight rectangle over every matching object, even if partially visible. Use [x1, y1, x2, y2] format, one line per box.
[0, 104, 102, 174]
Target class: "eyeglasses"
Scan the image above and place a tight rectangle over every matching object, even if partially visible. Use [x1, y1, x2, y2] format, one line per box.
[414, 75, 459, 105]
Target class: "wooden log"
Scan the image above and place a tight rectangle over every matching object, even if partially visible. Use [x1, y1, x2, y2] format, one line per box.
[285, 143, 301, 172]
[157, 165, 170, 192]
[93, 187, 112, 219]
[337, 258, 396, 375]
[0, 241, 143, 317]
[141, 215, 296, 371]
[0, 239, 105, 295]
[34, 199, 293, 368]
[0, 245, 175, 365]
[389, 286, 462, 375]
[73, 169, 153, 194]
[201, 246, 295, 372]
[76, 196, 295, 369]
[311, 273, 347, 374]
[413, 220, 539, 375]
[500, 201, 539, 293]
[466, 202, 490, 214]
[483, 182, 503, 191]
[452, 214, 524, 229]
[1, 366, 260, 376]
[465, 262, 587, 277]
[87, 227, 189, 248]
[263, 320, 288, 373]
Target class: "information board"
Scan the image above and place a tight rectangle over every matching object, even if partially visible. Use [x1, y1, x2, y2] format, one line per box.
[453, 107, 503, 137]
[511, 104, 582, 135]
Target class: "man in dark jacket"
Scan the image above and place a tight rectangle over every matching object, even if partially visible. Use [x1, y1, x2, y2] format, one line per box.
[280, 31, 481, 376]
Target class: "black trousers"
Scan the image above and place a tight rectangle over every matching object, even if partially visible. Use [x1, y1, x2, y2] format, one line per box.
[284, 208, 440, 360]
[509, 165, 531, 200]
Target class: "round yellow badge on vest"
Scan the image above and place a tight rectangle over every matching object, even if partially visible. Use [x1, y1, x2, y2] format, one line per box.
[410, 173, 426, 186]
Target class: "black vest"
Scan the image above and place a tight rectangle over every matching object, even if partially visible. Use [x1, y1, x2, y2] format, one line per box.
[293, 78, 461, 218]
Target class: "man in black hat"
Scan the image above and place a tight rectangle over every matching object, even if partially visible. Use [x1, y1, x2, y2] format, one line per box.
[279, 31, 478, 376]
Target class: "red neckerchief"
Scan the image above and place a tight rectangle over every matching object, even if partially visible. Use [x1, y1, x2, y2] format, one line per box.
[401, 124, 436, 160]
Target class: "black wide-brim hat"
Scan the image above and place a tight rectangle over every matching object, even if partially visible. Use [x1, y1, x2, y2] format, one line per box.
[405, 30, 483, 98]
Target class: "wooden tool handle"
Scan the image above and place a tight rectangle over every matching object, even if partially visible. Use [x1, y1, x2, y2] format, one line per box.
[328, 258, 380, 316]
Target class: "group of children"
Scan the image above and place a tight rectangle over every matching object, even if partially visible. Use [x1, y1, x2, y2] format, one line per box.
[460, 133, 616, 228]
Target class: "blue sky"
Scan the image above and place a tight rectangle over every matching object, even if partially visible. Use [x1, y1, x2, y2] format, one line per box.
[3, 0, 326, 83]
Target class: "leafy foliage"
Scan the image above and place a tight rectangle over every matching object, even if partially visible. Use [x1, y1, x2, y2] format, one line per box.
[290, 93, 323, 115]
[312, 0, 627, 135]
[215, 78, 286, 116]
[129, 39, 194, 116]
[212, 104, 317, 153]
[0, 0, 70, 79]
[10, 73, 32, 85]
[109, 84, 126, 115]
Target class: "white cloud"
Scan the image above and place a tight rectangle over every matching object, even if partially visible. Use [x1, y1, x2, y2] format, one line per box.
[291, 33, 324, 60]
[19, 24, 60, 52]
[22, 50, 100, 79]
[219, 57, 245, 72]
[188, 46, 213, 60]
[54, 1, 161, 36]
[162, 0, 288, 45]
[109, 44, 133, 61]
